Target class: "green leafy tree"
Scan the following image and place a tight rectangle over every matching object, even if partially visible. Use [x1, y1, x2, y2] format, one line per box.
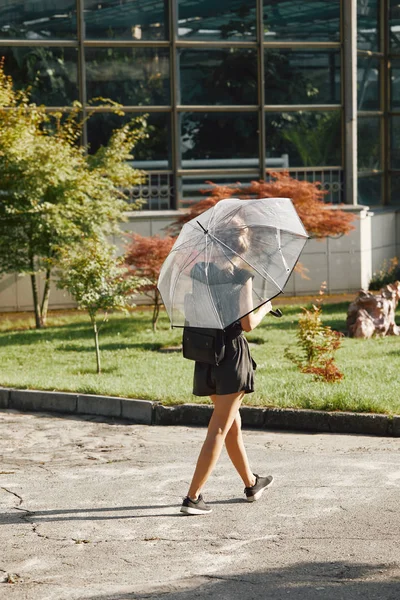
[0, 62, 147, 328]
[57, 238, 144, 374]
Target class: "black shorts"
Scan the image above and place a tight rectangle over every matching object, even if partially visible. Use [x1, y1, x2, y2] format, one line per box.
[193, 334, 257, 397]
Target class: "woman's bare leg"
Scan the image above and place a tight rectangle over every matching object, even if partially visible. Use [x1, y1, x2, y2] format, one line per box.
[187, 391, 244, 500]
[221, 409, 256, 489]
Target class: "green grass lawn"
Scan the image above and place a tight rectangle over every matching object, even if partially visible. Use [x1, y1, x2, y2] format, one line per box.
[0, 303, 399, 415]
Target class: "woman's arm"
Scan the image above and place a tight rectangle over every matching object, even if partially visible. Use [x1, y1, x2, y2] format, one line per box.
[239, 278, 272, 332]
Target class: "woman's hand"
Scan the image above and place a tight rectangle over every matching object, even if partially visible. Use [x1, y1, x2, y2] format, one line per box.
[239, 279, 274, 332]
[240, 299, 273, 332]
[260, 301, 272, 315]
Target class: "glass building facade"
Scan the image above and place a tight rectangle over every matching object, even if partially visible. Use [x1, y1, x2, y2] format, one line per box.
[0, 1, 397, 209]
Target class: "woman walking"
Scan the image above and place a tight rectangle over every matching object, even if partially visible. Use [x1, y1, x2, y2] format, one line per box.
[180, 223, 274, 515]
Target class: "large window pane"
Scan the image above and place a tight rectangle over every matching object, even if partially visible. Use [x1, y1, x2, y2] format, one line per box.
[390, 0, 400, 51]
[265, 111, 342, 168]
[390, 116, 400, 169]
[264, 50, 340, 105]
[390, 175, 400, 204]
[358, 117, 381, 171]
[84, 0, 168, 41]
[358, 175, 382, 205]
[180, 48, 257, 105]
[180, 112, 258, 165]
[85, 48, 170, 106]
[263, 1, 340, 43]
[357, 0, 380, 51]
[358, 56, 380, 111]
[87, 112, 171, 169]
[0, 46, 78, 105]
[178, 0, 256, 41]
[390, 59, 400, 110]
[0, 1, 77, 39]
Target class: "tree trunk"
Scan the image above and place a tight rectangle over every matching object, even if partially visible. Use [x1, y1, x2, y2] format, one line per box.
[91, 317, 101, 374]
[152, 292, 160, 332]
[40, 268, 52, 327]
[29, 253, 42, 329]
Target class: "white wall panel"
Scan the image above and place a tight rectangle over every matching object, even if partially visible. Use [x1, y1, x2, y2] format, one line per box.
[1, 208, 399, 312]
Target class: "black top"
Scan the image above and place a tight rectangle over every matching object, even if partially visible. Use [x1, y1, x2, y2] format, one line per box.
[190, 262, 253, 332]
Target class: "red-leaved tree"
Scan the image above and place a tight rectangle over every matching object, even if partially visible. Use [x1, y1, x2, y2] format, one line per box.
[125, 234, 175, 330]
[170, 171, 356, 239]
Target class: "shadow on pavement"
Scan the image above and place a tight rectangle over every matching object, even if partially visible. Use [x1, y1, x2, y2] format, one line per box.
[79, 561, 400, 600]
[0, 505, 179, 523]
[0, 497, 245, 525]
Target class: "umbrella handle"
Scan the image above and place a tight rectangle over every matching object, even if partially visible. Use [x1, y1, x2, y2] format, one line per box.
[270, 308, 283, 318]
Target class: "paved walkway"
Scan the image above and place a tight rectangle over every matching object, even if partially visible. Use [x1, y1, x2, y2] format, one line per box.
[1, 409, 400, 600]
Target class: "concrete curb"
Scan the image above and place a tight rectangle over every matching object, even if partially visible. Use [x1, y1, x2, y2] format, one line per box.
[0, 386, 399, 437]
[0, 387, 154, 425]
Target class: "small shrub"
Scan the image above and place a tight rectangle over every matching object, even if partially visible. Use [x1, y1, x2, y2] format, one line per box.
[369, 257, 400, 291]
[170, 171, 356, 239]
[285, 285, 344, 383]
[125, 234, 175, 331]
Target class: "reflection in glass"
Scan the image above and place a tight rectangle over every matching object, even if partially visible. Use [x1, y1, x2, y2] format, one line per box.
[358, 117, 381, 171]
[178, 0, 256, 41]
[357, 56, 380, 111]
[358, 175, 382, 205]
[85, 48, 170, 106]
[84, 0, 168, 40]
[390, 117, 400, 169]
[87, 112, 171, 169]
[0, 46, 78, 105]
[390, 59, 400, 110]
[263, 0, 340, 42]
[265, 112, 342, 168]
[0, 0, 77, 39]
[180, 48, 257, 105]
[390, 175, 400, 204]
[390, 0, 400, 51]
[264, 50, 340, 105]
[180, 112, 258, 165]
[357, 0, 379, 51]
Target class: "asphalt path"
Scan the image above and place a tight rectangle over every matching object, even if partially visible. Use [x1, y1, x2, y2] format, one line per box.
[1, 410, 400, 600]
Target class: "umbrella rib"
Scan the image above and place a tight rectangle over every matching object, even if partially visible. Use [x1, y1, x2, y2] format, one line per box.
[168, 244, 207, 326]
[205, 241, 225, 330]
[179, 236, 214, 273]
[276, 229, 291, 274]
[277, 237, 308, 295]
[169, 235, 224, 330]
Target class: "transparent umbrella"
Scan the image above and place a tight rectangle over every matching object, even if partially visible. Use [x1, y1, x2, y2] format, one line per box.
[158, 197, 308, 330]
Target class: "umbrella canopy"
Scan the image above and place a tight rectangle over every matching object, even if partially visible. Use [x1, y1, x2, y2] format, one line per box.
[158, 197, 308, 330]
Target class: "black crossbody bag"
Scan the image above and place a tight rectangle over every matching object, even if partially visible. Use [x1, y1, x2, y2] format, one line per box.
[182, 326, 226, 366]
